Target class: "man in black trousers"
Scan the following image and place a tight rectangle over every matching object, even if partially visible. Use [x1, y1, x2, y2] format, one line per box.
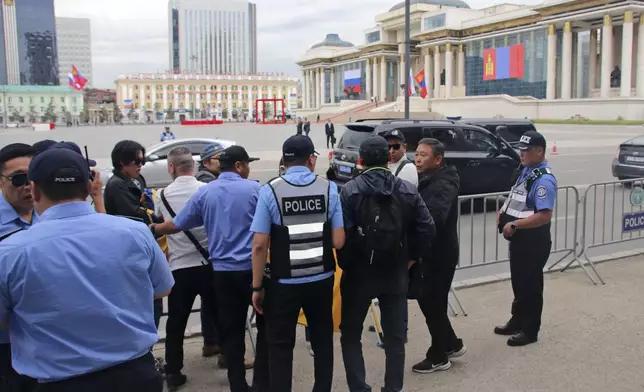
[325, 119, 335, 149]
[412, 138, 466, 374]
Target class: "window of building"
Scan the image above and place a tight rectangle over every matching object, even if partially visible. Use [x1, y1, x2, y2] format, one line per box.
[423, 14, 446, 31]
[61, 106, 66, 113]
[40, 97, 44, 103]
[29, 97, 33, 104]
[60, 97, 65, 103]
[8, 97, 12, 103]
[18, 97, 23, 103]
[366, 31, 381, 44]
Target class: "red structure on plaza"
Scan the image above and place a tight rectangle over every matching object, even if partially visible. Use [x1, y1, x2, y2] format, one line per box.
[255, 98, 286, 124]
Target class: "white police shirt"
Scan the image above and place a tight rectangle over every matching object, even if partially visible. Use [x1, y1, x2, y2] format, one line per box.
[389, 157, 418, 187]
[155, 176, 209, 271]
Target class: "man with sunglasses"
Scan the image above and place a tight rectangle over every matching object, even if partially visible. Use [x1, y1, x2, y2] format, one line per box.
[104, 140, 153, 223]
[383, 129, 418, 187]
[0, 143, 39, 392]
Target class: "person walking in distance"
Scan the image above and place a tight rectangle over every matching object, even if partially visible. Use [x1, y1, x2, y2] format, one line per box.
[496, 131, 557, 347]
[155, 147, 220, 391]
[250, 135, 345, 392]
[338, 135, 435, 392]
[325, 119, 336, 149]
[383, 129, 418, 187]
[412, 138, 466, 374]
[296, 117, 303, 136]
[304, 118, 311, 137]
[0, 148, 174, 392]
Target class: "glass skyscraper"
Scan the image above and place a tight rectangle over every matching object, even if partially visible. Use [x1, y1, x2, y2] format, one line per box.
[168, 0, 257, 75]
[0, 0, 59, 86]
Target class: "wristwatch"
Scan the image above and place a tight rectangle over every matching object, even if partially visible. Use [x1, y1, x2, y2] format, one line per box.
[150, 224, 156, 235]
[252, 286, 264, 292]
[510, 222, 517, 230]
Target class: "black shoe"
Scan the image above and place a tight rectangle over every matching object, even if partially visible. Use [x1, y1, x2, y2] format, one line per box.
[446, 340, 468, 359]
[507, 332, 538, 347]
[166, 373, 187, 391]
[494, 322, 522, 336]
[411, 358, 451, 374]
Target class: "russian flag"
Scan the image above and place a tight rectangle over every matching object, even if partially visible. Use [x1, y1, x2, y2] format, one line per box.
[68, 65, 87, 91]
[408, 68, 415, 97]
[343, 69, 362, 94]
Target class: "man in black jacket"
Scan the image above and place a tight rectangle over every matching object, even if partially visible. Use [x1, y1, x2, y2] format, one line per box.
[412, 138, 466, 374]
[325, 119, 335, 149]
[104, 140, 154, 223]
[338, 135, 435, 392]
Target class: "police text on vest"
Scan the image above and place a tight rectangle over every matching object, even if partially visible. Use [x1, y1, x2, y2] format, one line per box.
[282, 195, 326, 216]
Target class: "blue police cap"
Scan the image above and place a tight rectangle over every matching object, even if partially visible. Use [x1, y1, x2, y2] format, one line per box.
[201, 143, 225, 161]
[28, 148, 90, 185]
[32, 139, 57, 154]
[51, 141, 97, 167]
[282, 135, 319, 162]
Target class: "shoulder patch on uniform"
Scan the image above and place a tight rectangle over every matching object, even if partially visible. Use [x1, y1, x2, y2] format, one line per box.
[536, 185, 547, 199]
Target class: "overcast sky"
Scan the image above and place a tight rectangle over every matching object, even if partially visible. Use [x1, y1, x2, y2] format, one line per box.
[55, 0, 541, 88]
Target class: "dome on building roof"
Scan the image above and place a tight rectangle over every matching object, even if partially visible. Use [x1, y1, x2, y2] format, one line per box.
[310, 34, 355, 49]
[389, 0, 470, 11]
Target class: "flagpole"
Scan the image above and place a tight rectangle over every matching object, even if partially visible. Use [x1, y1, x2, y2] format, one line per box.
[404, 0, 410, 119]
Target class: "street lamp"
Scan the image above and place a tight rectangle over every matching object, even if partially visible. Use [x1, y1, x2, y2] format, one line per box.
[404, 0, 411, 119]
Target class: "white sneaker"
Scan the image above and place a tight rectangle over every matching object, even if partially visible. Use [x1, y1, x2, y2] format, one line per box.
[447, 344, 468, 359]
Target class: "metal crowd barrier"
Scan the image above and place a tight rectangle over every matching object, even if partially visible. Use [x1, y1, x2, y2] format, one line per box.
[456, 186, 580, 273]
[554, 178, 644, 285]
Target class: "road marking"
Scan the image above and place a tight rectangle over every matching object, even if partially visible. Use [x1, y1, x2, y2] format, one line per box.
[558, 169, 585, 173]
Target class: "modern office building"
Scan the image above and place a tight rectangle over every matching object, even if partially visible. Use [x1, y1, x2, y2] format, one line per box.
[298, 0, 644, 120]
[0, 0, 59, 86]
[56, 17, 92, 87]
[168, 0, 257, 75]
[115, 72, 298, 121]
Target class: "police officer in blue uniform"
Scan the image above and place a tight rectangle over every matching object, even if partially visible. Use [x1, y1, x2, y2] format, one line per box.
[496, 131, 557, 347]
[0, 148, 175, 391]
[0, 143, 39, 392]
[152, 145, 269, 392]
[161, 126, 176, 141]
[250, 135, 345, 392]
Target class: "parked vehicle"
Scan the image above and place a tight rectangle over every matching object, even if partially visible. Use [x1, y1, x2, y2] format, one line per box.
[327, 119, 522, 195]
[455, 118, 537, 147]
[612, 136, 644, 180]
[100, 137, 236, 188]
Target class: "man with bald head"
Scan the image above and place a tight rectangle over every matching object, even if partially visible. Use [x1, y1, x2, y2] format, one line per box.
[154, 147, 218, 391]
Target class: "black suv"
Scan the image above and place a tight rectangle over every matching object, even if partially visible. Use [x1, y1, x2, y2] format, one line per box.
[326, 119, 522, 195]
[456, 118, 537, 147]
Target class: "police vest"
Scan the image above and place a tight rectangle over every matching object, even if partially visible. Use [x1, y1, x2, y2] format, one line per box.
[267, 175, 335, 279]
[499, 167, 553, 238]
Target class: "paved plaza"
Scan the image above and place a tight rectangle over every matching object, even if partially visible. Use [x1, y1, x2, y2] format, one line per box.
[152, 256, 644, 392]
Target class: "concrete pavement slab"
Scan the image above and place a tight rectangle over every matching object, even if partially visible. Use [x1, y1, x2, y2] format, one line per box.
[154, 256, 644, 392]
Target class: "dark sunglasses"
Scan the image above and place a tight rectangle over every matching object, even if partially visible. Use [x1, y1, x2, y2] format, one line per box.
[388, 144, 401, 151]
[1, 173, 29, 187]
[132, 158, 146, 166]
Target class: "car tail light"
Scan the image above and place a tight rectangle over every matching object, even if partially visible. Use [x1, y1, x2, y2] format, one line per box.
[328, 151, 333, 161]
[616, 147, 621, 159]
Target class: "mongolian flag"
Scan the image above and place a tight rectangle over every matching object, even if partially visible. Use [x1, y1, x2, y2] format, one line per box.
[415, 69, 428, 99]
[483, 44, 525, 81]
[68, 65, 88, 91]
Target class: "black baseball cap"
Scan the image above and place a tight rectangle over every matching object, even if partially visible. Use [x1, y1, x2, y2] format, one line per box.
[517, 131, 547, 151]
[282, 135, 318, 162]
[381, 129, 406, 142]
[360, 135, 389, 166]
[51, 142, 97, 167]
[32, 139, 57, 154]
[217, 146, 259, 165]
[28, 148, 90, 185]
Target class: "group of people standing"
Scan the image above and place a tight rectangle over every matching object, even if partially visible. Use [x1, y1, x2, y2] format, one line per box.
[296, 117, 337, 149]
[0, 123, 557, 392]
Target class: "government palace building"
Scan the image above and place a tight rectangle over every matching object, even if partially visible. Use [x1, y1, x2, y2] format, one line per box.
[297, 0, 644, 121]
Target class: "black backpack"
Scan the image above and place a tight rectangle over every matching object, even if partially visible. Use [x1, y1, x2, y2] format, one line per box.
[357, 193, 405, 265]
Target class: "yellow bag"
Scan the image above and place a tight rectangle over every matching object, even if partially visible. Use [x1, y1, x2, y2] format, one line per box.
[298, 250, 342, 333]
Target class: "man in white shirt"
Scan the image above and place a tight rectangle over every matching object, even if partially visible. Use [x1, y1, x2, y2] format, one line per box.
[383, 129, 419, 187]
[154, 146, 217, 391]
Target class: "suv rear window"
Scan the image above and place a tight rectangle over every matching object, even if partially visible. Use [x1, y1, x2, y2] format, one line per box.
[338, 126, 375, 150]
